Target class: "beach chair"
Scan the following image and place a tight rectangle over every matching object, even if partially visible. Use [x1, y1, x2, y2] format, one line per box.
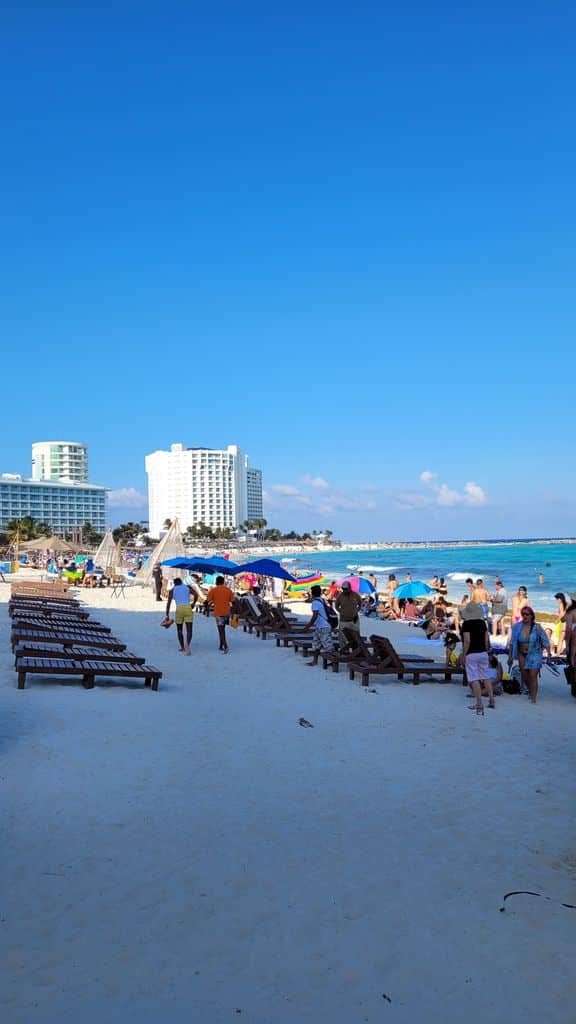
[8, 604, 89, 620]
[14, 643, 145, 667]
[10, 628, 126, 652]
[348, 634, 464, 687]
[16, 656, 162, 690]
[10, 615, 111, 634]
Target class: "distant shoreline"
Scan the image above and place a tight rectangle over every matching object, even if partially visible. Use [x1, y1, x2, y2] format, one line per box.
[214, 538, 576, 557]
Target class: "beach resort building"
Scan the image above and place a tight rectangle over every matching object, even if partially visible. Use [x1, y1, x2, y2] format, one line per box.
[32, 441, 89, 483]
[0, 475, 108, 532]
[246, 468, 263, 519]
[145, 443, 263, 537]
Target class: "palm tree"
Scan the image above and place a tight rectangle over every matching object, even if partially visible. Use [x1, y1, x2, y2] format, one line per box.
[6, 516, 47, 542]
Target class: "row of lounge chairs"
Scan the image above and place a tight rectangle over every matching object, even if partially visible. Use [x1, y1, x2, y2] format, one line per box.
[8, 586, 162, 691]
[236, 598, 465, 687]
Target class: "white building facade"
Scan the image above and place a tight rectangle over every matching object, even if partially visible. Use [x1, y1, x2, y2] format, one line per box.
[32, 441, 89, 483]
[145, 443, 263, 537]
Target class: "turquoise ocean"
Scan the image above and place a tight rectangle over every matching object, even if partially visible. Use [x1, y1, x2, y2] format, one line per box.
[279, 542, 576, 613]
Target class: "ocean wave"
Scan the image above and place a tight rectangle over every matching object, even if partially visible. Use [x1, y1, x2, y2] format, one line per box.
[447, 572, 479, 580]
[346, 564, 399, 572]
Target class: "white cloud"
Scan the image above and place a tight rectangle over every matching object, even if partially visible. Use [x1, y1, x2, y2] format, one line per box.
[264, 476, 376, 518]
[270, 484, 302, 496]
[463, 482, 486, 506]
[392, 473, 487, 511]
[108, 487, 148, 508]
[301, 474, 330, 490]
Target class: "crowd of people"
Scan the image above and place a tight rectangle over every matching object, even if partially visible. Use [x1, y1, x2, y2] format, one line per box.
[153, 562, 576, 710]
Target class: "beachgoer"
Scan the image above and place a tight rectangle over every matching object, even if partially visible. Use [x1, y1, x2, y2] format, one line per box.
[461, 602, 494, 715]
[538, 573, 544, 585]
[472, 579, 490, 618]
[368, 573, 378, 593]
[511, 586, 529, 623]
[304, 584, 336, 665]
[562, 593, 576, 698]
[429, 575, 440, 590]
[465, 578, 474, 599]
[206, 575, 236, 653]
[404, 572, 412, 583]
[165, 577, 196, 655]
[327, 580, 339, 605]
[444, 631, 461, 668]
[490, 580, 508, 637]
[335, 581, 362, 645]
[438, 577, 448, 597]
[485, 654, 503, 696]
[152, 563, 163, 602]
[552, 592, 568, 655]
[508, 606, 550, 703]
[403, 598, 419, 622]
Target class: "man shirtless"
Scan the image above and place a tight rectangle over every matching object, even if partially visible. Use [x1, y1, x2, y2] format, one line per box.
[472, 578, 490, 619]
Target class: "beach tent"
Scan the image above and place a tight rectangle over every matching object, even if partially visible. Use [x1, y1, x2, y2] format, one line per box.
[229, 558, 297, 582]
[93, 530, 118, 569]
[138, 519, 185, 584]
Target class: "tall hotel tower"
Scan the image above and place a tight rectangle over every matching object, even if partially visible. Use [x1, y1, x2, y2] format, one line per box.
[145, 443, 263, 537]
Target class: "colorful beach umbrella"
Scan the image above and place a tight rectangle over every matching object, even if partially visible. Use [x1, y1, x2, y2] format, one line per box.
[393, 581, 435, 600]
[341, 575, 376, 595]
[285, 572, 326, 594]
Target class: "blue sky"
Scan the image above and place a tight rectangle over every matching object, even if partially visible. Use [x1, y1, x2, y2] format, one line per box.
[1, 3, 575, 540]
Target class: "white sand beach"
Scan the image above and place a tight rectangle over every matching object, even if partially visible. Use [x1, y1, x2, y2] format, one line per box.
[2, 584, 575, 1023]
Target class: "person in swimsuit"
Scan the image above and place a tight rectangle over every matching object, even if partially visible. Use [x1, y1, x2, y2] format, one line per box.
[508, 606, 550, 703]
[511, 586, 529, 623]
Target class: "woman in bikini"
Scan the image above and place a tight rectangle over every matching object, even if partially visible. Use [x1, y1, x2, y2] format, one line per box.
[511, 586, 529, 623]
[508, 606, 550, 703]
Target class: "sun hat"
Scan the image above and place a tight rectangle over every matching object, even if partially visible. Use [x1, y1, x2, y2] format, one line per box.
[460, 601, 485, 621]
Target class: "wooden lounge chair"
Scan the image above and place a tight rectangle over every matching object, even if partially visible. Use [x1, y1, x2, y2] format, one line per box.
[11, 616, 112, 634]
[14, 643, 145, 666]
[9, 595, 80, 609]
[16, 656, 162, 690]
[8, 604, 90, 620]
[348, 634, 464, 687]
[10, 582, 70, 598]
[11, 628, 126, 652]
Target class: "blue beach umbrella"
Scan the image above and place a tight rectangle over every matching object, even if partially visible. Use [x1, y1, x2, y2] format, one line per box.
[393, 581, 435, 600]
[162, 555, 240, 574]
[230, 558, 297, 581]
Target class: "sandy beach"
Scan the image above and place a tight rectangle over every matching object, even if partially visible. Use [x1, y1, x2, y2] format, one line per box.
[2, 583, 575, 1023]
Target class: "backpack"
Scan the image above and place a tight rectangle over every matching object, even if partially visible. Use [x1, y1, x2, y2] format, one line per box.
[322, 599, 339, 630]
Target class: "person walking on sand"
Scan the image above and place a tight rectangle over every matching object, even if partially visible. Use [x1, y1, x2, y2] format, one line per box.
[508, 606, 550, 703]
[165, 577, 197, 655]
[461, 602, 494, 715]
[152, 563, 163, 602]
[304, 584, 336, 666]
[511, 586, 529, 623]
[206, 575, 236, 653]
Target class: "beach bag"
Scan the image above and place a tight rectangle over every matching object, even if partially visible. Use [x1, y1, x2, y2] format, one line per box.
[323, 600, 338, 630]
[230, 613, 239, 629]
[160, 617, 174, 629]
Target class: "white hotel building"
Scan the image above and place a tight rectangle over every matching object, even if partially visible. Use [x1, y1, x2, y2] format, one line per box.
[145, 443, 263, 537]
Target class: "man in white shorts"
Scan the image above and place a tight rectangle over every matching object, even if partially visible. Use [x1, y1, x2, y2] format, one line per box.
[461, 602, 494, 715]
